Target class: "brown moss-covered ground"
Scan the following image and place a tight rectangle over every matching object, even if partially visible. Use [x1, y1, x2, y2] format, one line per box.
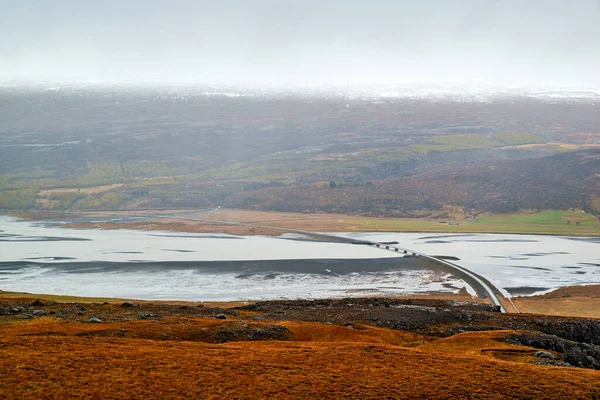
[514, 285, 600, 318]
[2, 297, 600, 399]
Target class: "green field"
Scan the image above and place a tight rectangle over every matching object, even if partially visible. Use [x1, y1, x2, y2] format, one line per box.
[429, 134, 504, 149]
[348, 210, 600, 236]
[474, 210, 598, 227]
[493, 133, 546, 146]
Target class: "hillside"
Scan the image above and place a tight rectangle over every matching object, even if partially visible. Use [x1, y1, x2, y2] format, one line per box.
[226, 150, 600, 217]
[1, 86, 598, 217]
[1, 295, 600, 399]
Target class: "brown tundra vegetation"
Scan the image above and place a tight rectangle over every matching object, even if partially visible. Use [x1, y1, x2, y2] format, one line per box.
[1, 295, 600, 399]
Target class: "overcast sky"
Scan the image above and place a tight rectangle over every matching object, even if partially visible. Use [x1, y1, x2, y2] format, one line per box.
[1, 0, 599, 87]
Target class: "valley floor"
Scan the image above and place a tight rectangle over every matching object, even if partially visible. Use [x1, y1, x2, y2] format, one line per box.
[14, 207, 600, 236]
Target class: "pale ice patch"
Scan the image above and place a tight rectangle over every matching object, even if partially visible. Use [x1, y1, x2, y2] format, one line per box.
[338, 232, 600, 295]
[0, 266, 469, 301]
[0, 216, 400, 263]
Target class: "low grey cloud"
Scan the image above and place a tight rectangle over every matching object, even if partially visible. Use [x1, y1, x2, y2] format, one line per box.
[1, 0, 599, 87]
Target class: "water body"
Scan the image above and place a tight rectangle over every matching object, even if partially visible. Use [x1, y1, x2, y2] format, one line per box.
[1, 216, 598, 300]
[340, 232, 600, 296]
[0, 216, 465, 300]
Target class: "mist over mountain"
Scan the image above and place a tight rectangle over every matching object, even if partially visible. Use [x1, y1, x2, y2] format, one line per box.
[1, 2, 599, 218]
[2, 0, 599, 88]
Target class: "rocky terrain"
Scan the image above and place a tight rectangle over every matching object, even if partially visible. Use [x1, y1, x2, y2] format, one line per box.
[241, 297, 600, 369]
[2, 294, 600, 399]
[2, 296, 600, 371]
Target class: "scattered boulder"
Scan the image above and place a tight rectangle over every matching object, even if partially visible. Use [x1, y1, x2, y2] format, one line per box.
[534, 351, 555, 360]
[215, 314, 227, 320]
[506, 333, 600, 370]
[209, 308, 239, 317]
[88, 317, 103, 323]
[32, 310, 46, 316]
[122, 302, 137, 308]
[31, 299, 44, 307]
[138, 314, 159, 320]
[445, 326, 504, 335]
[214, 323, 290, 343]
[11, 308, 20, 314]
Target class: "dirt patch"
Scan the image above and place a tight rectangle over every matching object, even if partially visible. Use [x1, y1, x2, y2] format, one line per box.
[514, 285, 600, 318]
[527, 285, 600, 299]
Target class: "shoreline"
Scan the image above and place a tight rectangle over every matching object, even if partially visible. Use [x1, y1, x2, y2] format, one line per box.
[0, 288, 479, 307]
[6, 208, 600, 237]
[2, 285, 600, 319]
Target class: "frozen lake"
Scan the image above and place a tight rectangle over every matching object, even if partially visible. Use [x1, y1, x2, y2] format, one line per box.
[1, 216, 598, 300]
[341, 232, 600, 296]
[0, 216, 463, 300]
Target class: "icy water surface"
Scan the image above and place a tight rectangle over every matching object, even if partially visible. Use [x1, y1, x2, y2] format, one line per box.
[0, 216, 465, 300]
[342, 232, 600, 296]
[1, 216, 598, 300]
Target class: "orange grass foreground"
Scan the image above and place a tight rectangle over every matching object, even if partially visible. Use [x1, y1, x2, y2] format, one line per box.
[2, 315, 600, 399]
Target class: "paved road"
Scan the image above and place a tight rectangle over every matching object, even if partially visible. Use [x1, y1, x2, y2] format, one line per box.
[372, 243, 508, 312]
[153, 213, 517, 313]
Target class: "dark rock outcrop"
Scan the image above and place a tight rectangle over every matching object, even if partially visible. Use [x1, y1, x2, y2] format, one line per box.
[506, 333, 600, 370]
[213, 323, 290, 343]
